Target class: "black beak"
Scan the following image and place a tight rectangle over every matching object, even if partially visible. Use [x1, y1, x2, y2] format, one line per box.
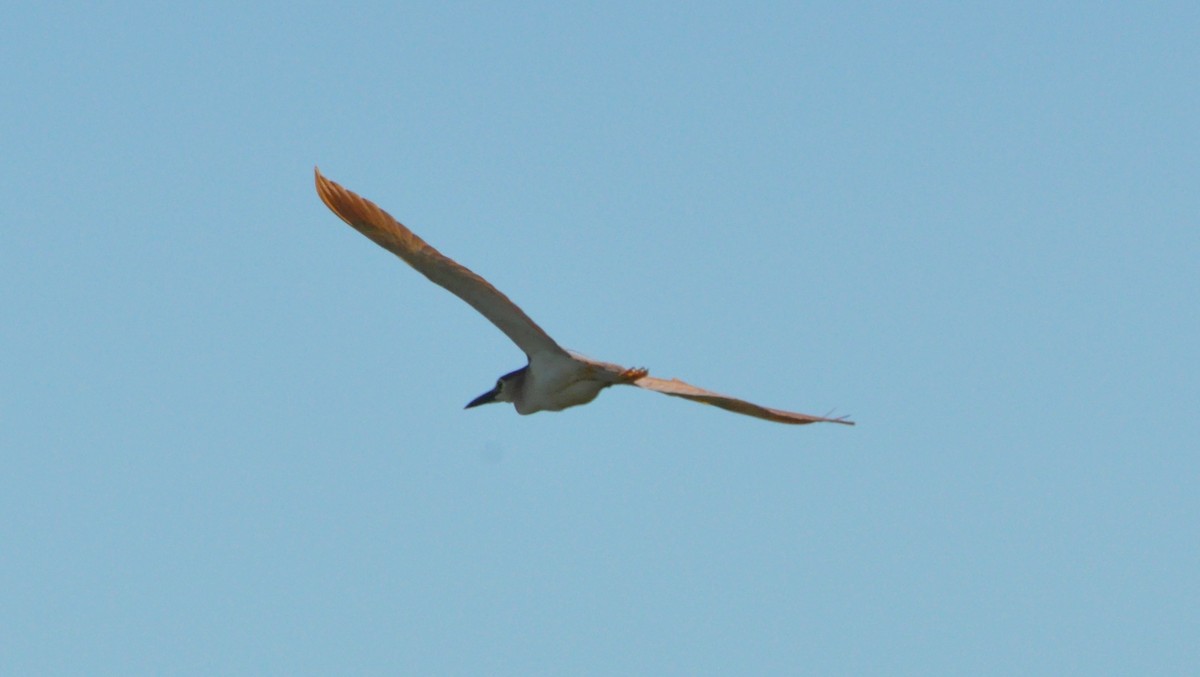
[465, 386, 499, 409]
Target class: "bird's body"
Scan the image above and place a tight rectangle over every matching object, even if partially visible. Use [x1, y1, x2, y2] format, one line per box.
[470, 354, 640, 414]
[524, 356, 609, 413]
[315, 168, 852, 426]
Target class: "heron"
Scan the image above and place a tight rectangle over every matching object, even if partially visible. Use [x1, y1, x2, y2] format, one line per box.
[314, 168, 852, 426]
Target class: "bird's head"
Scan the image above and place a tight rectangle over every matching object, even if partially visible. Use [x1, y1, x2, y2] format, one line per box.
[465, 367, 525, 409]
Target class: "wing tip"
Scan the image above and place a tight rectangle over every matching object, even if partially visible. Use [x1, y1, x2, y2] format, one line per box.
[817, 411, 855, 426]
[313, 165, 334, 197]
[312, 166, 360, 228]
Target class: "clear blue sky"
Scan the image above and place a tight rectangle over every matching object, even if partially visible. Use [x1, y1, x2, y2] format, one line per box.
[2, 2, 1196, 674]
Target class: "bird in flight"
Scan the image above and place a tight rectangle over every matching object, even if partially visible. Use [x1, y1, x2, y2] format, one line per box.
[314, 168, 852, 426]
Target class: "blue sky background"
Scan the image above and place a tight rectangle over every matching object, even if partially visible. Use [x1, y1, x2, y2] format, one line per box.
[2, 2, 1196, 674]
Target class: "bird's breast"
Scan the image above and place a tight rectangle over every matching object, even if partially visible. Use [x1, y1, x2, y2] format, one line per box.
[516, 355, 608, 414]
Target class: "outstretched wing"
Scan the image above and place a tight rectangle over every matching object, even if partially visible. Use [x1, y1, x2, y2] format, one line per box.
[315, 168, 569, 360]
[633, 375, 854, 425]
